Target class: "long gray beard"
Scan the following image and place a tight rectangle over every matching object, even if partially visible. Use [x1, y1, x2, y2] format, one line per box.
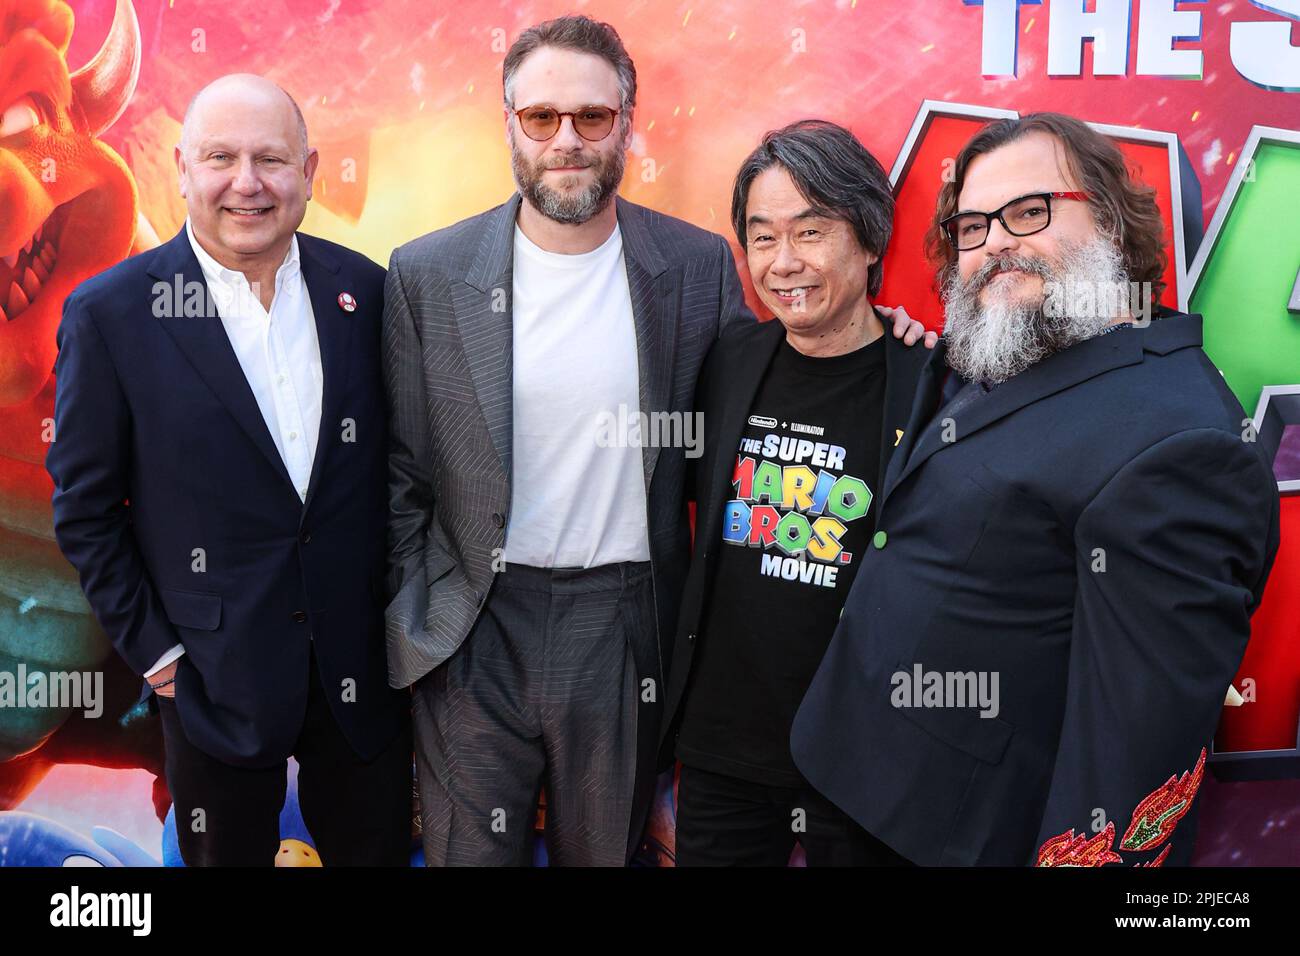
[509, 128, 626, 225]
[941, 237, 1129, 385]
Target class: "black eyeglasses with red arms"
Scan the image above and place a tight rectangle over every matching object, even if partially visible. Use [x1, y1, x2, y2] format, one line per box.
[512, 104, 620, 142]
[940, 191, 1091, 251]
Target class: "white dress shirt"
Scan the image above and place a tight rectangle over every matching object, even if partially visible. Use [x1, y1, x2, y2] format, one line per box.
[145, 222, 323, 678]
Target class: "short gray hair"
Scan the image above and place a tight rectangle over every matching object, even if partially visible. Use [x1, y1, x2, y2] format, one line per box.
[732, 119, 895, 297]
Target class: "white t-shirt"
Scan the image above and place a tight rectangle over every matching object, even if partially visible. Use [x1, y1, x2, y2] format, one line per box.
[503, 222, 651, 569]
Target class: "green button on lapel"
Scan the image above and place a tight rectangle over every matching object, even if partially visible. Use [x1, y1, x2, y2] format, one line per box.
[873, 531, 888, 549]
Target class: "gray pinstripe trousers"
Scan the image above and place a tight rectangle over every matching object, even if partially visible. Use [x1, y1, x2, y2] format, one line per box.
[412, 560, 656, 866]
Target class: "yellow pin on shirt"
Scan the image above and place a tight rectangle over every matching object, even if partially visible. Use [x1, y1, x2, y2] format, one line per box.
[895, 429, 904, 447]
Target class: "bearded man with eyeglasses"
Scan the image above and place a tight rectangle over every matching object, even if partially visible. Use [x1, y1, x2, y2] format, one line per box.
[791, 112, 1280, 867]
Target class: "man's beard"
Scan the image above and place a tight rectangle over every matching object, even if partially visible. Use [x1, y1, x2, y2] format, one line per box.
[509, 127, 626, 225]
[941, 236, 1130, 385]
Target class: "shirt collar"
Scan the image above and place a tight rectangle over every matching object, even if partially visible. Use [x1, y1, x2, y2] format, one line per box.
[184, 218, 301, 292]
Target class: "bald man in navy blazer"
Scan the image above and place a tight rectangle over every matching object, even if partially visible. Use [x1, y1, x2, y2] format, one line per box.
[47, 75, 410, 866]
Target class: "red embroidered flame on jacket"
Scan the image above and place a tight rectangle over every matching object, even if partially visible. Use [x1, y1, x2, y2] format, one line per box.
[1121, 748, 1207, 852]
[1036, 822, 1124, 867]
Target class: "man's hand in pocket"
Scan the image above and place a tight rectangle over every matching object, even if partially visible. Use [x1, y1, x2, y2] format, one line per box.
[149, 660, 179, 698]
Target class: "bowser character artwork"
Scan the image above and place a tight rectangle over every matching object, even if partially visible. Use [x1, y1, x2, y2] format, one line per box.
[0, 0, 164, 812]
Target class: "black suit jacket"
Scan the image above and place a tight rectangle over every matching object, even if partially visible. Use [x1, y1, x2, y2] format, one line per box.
[791, 313, 1280, 866]
[46, 228, 407, 768]
[659, 314, 931, 767]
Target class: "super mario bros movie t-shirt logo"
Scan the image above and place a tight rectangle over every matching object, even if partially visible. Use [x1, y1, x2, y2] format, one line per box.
[721, 426, 873, 589]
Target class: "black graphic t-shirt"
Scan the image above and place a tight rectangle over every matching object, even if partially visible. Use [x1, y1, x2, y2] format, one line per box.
[676, 335, 887, 786]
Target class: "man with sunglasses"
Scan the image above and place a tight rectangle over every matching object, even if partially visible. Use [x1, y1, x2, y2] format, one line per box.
[792, 112, 1279, 866]
[382, 14, 707, 869]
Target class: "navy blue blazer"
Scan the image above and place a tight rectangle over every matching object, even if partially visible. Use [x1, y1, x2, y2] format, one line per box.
[46, 227, 407, 768]
[791, 313, 1279, 866]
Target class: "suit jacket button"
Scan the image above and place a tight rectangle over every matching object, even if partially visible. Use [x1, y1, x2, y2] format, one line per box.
[492, 512, 505, 528]
[292, 610, 308, 623]
[687, 632, 695, 642]
[873, 530, 888, 549]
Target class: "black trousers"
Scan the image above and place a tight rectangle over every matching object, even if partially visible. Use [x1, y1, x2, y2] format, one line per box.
[675, 764, 913, 867]
[157, 648, 412, 866]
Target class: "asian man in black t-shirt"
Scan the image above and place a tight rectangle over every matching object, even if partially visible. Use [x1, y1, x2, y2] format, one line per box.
[659, 120, 936, 866]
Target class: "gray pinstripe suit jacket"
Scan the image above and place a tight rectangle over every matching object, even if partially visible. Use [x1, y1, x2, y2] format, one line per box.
[382, 192, 755, 690]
